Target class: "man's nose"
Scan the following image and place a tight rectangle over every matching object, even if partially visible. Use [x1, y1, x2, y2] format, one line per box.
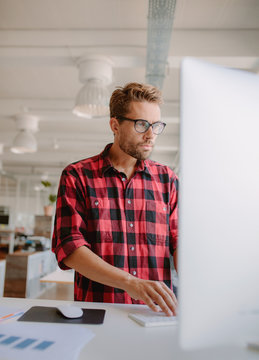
[144, 125, 156, 139]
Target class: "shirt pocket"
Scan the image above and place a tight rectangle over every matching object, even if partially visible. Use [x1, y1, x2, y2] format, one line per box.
[88, 198, 113, 242]
[145, 200, 169, 245]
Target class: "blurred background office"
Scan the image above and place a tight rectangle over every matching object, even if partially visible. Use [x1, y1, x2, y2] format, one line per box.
[0, 0, 258, 300]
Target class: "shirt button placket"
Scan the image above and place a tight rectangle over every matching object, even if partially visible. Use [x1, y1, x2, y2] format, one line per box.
[125, 188, 136, 280]
[128, 224, 136, 277]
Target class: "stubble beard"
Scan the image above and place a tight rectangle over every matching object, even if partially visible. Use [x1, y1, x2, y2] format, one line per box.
[119, 140, 153, 160]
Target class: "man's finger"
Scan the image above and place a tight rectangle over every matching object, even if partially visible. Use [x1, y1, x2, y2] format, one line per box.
[161, 283, 178, 307]
[142, 293, 160, 313]
[152, 284, 177, 316]
[148, 288, 175, 316]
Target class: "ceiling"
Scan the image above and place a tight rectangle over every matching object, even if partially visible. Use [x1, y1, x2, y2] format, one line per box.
[0, 0, 258, 193]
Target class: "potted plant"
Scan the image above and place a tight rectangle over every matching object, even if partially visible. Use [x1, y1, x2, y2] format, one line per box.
[41, 180, 57, 216]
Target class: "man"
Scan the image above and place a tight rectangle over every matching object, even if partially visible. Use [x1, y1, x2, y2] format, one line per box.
[52, 82, 178, 316]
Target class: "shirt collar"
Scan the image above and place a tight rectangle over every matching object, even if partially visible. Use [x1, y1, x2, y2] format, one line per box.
[98, 143, 113, 177]
[98, 143, 152, 178]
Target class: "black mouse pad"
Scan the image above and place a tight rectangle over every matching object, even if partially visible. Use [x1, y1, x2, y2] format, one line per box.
[18, 306, 105, 324]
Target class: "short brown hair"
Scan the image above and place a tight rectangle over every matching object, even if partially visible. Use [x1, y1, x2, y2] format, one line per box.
[109, 82, 163, 118]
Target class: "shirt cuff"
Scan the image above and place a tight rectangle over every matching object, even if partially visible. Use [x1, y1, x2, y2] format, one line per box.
[54, 236, 90, 270]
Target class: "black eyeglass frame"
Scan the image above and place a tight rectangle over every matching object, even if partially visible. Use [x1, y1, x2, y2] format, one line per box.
[116, 116, 166, 135]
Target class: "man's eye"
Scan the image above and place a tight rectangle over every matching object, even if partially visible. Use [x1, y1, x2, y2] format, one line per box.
[138, 120, 148, 128]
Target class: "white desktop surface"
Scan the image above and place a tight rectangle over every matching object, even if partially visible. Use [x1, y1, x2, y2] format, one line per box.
[0, 297, 257, 360]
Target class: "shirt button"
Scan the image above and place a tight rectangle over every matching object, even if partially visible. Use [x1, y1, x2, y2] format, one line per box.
[163, 207, 167, 211]
[127, 200, 131, 204]
[132, 271, 137, 276]
[122, 178, 126, 182]
[129, 223, 134, 228]
[130, 246, 135, 251]
[95, 201, 99, 206]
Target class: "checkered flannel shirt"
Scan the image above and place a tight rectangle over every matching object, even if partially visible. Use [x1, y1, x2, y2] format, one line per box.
[52, 144, 178, 304]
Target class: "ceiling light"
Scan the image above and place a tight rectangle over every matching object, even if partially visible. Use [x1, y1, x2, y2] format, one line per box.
[11, 130, 37, 154]
[73, 55, 113, 118]
[11, 112, 39, 154]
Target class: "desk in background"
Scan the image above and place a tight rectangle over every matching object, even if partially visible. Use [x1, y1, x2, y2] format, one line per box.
[0, 297, 255, 360]
[40, 268, 74, 284]
[39, 267, 74, 300]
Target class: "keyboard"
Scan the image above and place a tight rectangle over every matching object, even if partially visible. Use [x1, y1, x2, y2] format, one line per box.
[128, 308, 178, 327]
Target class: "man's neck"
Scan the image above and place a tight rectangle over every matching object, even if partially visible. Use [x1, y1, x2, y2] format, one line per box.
[108, 143, 138, 180]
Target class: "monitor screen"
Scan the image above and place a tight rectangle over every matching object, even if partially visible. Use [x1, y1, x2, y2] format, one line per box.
[178, 58, 259, 349]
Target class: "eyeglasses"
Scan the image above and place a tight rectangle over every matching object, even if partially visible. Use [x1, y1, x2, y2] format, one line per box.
[116, 116, 166, 135]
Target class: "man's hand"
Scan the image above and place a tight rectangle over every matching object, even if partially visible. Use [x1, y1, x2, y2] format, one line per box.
[124, 275, 177, 316]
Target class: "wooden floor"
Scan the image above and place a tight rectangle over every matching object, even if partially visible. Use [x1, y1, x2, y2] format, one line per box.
[37, 283, 74, 301]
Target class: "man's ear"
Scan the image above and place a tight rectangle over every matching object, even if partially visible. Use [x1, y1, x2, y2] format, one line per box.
[110, 117, 120, 134]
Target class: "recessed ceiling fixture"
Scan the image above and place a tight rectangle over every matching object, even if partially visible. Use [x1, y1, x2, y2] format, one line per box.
[11, 112, 39, 154]
[73, 55, 113, 118]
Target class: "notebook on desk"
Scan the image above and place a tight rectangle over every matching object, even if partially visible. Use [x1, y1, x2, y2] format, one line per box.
[18, 306, 105, 325]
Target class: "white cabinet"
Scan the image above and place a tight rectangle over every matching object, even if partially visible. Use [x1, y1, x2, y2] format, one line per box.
[4, 251, 57, 298]
[0, 260, 6, 297]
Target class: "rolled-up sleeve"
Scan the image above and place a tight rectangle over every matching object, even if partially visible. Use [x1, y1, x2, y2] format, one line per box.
[52, 167, 90, 269]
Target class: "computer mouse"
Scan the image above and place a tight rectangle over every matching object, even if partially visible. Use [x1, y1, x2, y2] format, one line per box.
[57, 305, 83, 319]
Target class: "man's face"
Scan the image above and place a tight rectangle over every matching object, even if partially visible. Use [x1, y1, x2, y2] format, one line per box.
[115, 101, 161, 160]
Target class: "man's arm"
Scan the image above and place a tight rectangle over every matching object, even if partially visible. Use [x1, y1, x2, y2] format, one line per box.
[63, 246, 177, 316]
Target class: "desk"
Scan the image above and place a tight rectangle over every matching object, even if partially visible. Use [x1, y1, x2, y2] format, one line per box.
[40, 268, 74, 284]
[0, 297, 257, 360]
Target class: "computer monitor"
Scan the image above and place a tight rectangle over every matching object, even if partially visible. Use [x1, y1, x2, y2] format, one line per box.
[178, 58, 259, 349]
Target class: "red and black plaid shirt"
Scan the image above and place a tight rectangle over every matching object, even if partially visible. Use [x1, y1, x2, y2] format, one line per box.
[52, 144, 178, 304]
